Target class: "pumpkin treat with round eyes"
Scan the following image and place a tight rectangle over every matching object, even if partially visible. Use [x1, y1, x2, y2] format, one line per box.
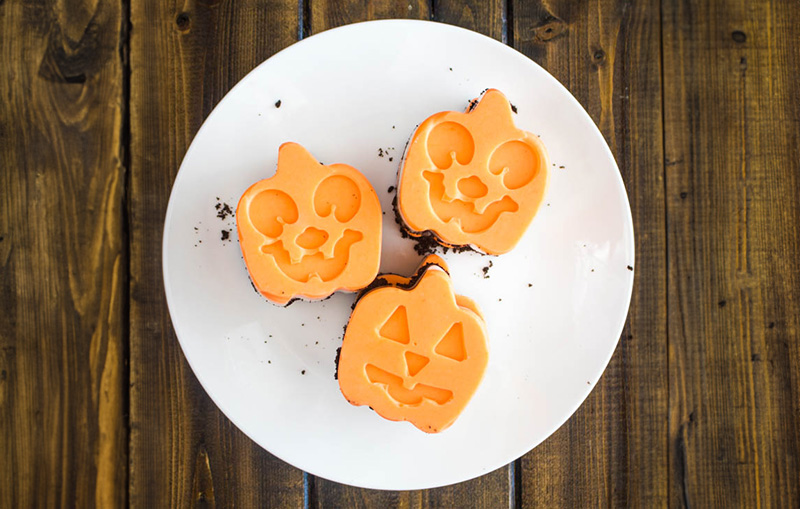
[397, 89, 550, 255]
[338, 255, 489, 433]
[237, 142, 382, 305]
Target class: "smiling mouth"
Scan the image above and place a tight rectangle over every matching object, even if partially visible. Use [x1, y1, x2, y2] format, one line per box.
[423, 171, 518, 233]
[365, 364, 453, 406]
[261, 230, 363, 283]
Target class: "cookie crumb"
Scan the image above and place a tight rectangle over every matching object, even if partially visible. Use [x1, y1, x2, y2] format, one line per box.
[481, 260, 493, 279]
[215, 202, 233, 220]
[627, 265, 633, 271]
[334, 347, 342, 380]
[275, 100, 282, 108]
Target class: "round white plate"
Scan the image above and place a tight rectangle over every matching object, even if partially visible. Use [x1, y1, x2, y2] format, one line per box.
[163, 20, 634, 490]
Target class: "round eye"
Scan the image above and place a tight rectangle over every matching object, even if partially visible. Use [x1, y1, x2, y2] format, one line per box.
[426, 122, 475, 169]
[249, 189, 298, 237]
[489, 140, 540, 190]
[314, 175, 361, 222]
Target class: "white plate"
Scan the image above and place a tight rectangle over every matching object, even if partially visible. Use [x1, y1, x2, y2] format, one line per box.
[163, 20, 634, 490]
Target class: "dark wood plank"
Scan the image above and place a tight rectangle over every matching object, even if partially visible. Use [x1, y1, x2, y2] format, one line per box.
[433, 0, 504, 41]
[314, 466, 511, 508]
[663, 0, 800, 506]
[0, 0, 127, 507]
[128, 1, 304, 506]
[310, 0, 430, 31]
[513, 1, 667, 506]
[308, 1, 511, 506]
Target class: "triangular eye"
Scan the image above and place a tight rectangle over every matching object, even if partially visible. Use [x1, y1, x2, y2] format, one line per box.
[405, 352, 430, 376]
[435, 323, 466, 361]
[379, 306, 410, 344]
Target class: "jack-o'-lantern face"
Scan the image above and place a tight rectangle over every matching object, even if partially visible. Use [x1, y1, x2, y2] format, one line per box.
[237, 143, 382, 305]
[338, 258, 488, 433]
[398, 89, 549, 254]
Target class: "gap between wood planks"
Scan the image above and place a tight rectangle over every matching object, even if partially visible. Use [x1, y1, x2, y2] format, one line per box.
[120, 0, 132, 505]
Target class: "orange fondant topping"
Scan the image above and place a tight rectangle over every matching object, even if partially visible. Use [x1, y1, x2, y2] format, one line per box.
[398, 89, 550, 254]
[338, 256, 489, 433]
[237, 143, 382, 305]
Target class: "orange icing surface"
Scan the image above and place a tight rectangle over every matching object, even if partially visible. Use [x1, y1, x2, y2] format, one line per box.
[339, 255, 489, 433]
[398, 89, 550, 254]
[237, 143, 382, 305]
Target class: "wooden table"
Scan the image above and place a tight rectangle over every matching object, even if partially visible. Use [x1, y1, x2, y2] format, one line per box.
[2, 0, 799, 506]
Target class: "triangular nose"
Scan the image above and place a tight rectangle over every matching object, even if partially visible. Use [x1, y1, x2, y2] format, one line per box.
[405, 351, 430, 376]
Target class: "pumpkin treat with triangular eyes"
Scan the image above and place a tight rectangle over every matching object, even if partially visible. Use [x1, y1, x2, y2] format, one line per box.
[237, 142, 382, 305]
[338, 255, 489, 433]
[397, 89, 550, 255]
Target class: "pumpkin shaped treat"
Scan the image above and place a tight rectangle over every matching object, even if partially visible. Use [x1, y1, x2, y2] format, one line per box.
[397, 89, 550, 255]
[338, 255, 488, 433]
[237, 143, 382, 305]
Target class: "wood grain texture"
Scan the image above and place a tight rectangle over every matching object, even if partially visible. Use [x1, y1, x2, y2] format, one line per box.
[308, 1, 511, 506]
[433, 0, 504, 41]
[3, 0, 799, 506]
[128, 1, 304, 506]
[0, 0, 127, 507]
[313, 465, 512, 509]
[514, 1, 668, 506]
[663, 0, 800, 506]
[310, 0, 430, 32]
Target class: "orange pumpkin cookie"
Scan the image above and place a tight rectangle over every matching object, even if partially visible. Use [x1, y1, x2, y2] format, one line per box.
[237, 142, 382, 305]
[338, 255, 488, 433]
[397, 89, 550, 254]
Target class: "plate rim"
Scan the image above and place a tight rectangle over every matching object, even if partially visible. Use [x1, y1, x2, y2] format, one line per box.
[162, 18, 635, 490]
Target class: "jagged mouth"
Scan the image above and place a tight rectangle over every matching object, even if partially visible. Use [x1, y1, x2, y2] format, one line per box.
[261, 230, 363, 282]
